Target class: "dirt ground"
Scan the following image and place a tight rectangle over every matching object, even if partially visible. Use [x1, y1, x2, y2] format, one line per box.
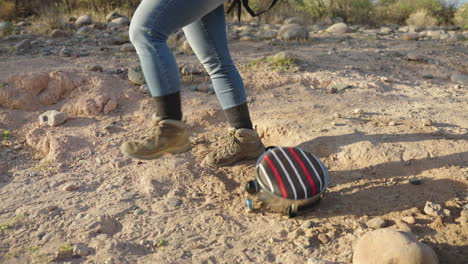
[0, 21, 467, 264]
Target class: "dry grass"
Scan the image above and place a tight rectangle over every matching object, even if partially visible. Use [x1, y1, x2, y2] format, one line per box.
[454, 3, 468, 29]
[0, 0, 464, 32]
[0, 0, 15, 20]
[406, 9, 439, 27]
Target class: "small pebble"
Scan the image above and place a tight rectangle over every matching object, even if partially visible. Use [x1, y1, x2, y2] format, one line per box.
[317, 234, 329, 244]
[388, 121, 396, 126]
[333, 112, 341, 119]
[73, 245, 91, 257]
[301, 221, 313, 229]
[422, 118, 433, 126]
[354, 108, 363, 114]
[63, 183, 78, 191]
[327, 87, 338, 94]
[86, 64, 103, 72]
[422, 73, 433, 79]
[331, 122, 337, 126]
[409, 178, 422, 185]
[134, 209, 144, 215]
[402, 216, 416, 225]
[366, 217, 387, 229]
[167, 197, 183, 208]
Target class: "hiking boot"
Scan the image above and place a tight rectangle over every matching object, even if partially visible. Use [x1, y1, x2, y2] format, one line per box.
[204, 128, 265, 167]
[120, 114, 191, 160]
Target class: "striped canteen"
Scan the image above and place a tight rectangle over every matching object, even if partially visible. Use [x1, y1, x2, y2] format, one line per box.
[255, 147, 329, 200]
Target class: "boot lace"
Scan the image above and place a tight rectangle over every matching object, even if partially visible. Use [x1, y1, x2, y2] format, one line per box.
[213, 130, 240, 159]
[137, 121, 165, 145]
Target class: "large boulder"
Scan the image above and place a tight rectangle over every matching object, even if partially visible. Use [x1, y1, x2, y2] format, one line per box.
[75, 15, 92, 27]
[109, 16, 130, 28]
[50, 29, 70, 38]
[353, 229, 439, 264]
[106, 11, 123, 22]
[278, 24, 309, 40]
[326, 23, 348, 34]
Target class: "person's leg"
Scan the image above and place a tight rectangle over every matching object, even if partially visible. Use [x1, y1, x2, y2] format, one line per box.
[183, 6, 265, 167]
[129, 0, 227, 120]
[183, 5, 253, 129]
[121, 0, 226, 160]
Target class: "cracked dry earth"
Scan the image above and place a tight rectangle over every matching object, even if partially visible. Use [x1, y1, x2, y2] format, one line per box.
[0, 24, 467, 264]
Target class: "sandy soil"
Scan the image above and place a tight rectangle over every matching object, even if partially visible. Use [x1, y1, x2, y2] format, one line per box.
[0, 22, 467, 264]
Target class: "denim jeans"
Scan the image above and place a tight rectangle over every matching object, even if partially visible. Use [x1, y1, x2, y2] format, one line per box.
[129, 0, 247, 110]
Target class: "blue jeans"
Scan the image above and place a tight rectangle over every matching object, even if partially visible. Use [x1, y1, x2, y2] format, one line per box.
[129, 0, 247, 110]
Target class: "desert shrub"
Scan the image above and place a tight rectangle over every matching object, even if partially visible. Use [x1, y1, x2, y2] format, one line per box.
[0, 0, 16, 20]
[374, 0, 450, 25]
[454, 3, 468, 29]
[406, 9, 438, 27]
[289, 0, 375, 24]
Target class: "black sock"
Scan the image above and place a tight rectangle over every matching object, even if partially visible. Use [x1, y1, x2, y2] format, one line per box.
[153, 92, 182, 121]
[224, 103, 253, 129]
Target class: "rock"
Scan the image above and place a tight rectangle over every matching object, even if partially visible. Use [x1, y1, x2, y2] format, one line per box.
[402, 33, 419, 41]
[333, 112, 341, 119]
[106, 12, 123, 22]
[422, 118, 433, 126]
[62, 183, 78, 191]
[14, 39, 31, 51]
[402, 216, 416, 225]
[76, 26, 92, 35]
[120, 43, 135, 52]
[301, 221, 313, 229]
[181, 65, 201, 75]
[426, 30, 444, 38]
[39, 110, 67, 127]
[366, 217, 387, 229]
[307, 259, 336, 264]
[332, 83, 351, 91]
[406, 52, 424, 61]
[353, 229, 438, 264]
[59, 47, 72, 57]
[317, 234, 329, 244]
[450, 73, 468, 85]
[138, 84, 149, 94]
[110, 17, 130, 27]
[379, 27, 393, 34]
[388, 121, 396, 126]
[91, 215, 120, 234]
[278, 24, 309, 40]
[326, 23, 348, 34]
[284, 17, 302, 25]
[54, 249, 73, 262]
[73, 245, 91, 257]
[86, 64, 103, 72]
[167, 197, 183, 208]
[180, 40, 192, 53]
[76, 15, 92, 27]
[50, 29, 69, 38]
[41, 232, 53, 241]
[424, 201, 450, 217]
[128, 65, 146, 85]
[327, 87, 337, 94]
[422, 73, 433, 79]
[353, 108, 363, 114]
[409, 178, 422, 185]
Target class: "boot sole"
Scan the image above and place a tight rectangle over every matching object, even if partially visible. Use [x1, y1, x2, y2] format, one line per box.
[121, 141, 192, 160]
